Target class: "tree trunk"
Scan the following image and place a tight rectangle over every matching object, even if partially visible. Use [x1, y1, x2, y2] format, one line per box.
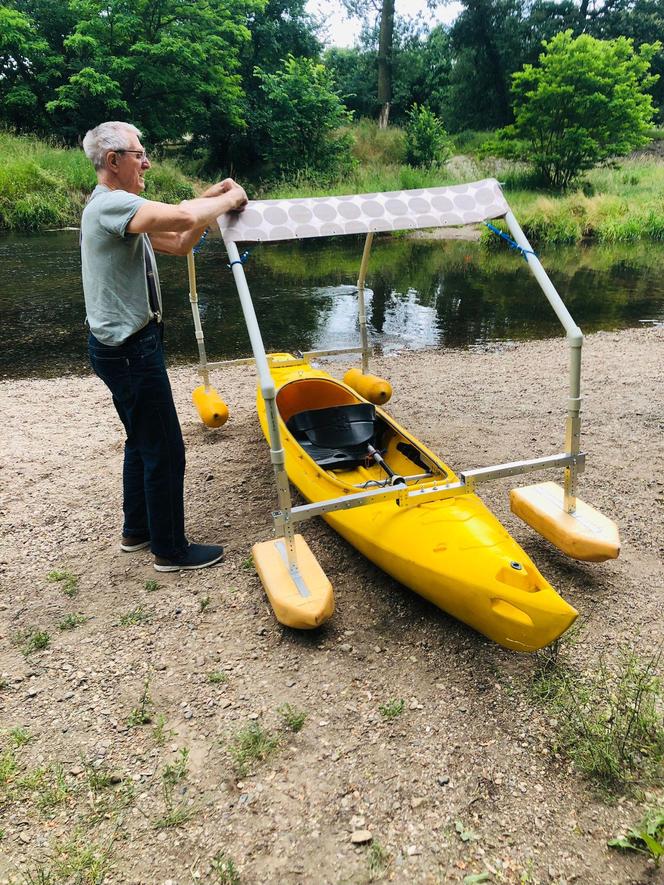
[377, 0, 395, 128]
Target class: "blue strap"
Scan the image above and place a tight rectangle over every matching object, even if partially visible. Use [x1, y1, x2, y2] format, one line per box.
[484, 222, 537, 261]
[228, 250, 251, 269]
[192, 227, 209, 255]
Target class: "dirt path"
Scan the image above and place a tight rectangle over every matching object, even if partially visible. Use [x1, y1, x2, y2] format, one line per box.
[1, 326, 662, 884]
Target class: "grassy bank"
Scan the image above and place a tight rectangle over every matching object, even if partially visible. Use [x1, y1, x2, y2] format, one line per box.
[0, 131, 195, 231]
[2, 126, 664, 244]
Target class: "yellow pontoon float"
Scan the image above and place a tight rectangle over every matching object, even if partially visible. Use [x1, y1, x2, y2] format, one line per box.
[194, 179, 620, 651]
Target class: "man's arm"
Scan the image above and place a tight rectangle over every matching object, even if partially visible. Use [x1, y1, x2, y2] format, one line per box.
[127, 180, 247, 256]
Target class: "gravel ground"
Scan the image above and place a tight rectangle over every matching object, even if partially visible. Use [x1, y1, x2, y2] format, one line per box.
[1, 325, 662, 884]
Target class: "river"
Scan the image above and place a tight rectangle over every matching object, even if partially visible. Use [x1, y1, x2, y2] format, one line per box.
[1, 230, 662, 379]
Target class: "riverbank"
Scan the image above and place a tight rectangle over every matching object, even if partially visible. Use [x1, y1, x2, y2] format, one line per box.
[1, 327, 662, 883]
[2, 130, 664, 244]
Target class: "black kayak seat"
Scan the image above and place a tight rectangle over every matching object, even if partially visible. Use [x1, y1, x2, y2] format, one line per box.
[286, 403, 377, 469]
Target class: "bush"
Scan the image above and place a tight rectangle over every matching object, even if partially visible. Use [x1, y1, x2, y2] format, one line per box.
[486, 31, 660, 189]
[254, 55, 354, 181]
[405, 104, 453, 168]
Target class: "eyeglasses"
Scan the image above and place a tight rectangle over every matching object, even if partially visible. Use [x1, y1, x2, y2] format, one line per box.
[114, 149, 148, 161]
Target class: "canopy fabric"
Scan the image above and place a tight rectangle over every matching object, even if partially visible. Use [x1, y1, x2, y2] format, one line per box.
[217, 178, 509, 244]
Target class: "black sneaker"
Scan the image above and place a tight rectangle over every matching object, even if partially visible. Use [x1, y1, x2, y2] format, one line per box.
[154, 543, 224, 572]
[121, 534, 150, 552]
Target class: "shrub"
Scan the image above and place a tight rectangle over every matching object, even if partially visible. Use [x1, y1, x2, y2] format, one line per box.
[485, 31, 660, 189]
[254, 55, 354, 181]
[405, 104, 453, 168]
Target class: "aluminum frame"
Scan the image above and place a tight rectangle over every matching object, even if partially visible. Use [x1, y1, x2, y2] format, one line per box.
[219, 192, 587, 591]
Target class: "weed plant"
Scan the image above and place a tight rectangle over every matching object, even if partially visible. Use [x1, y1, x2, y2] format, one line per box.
[199, 595, 211, 613]
[229, 722, 280, 775]
[609, 802, 664, 864]
[367, 840, 390, 880]
[208, 671, 228, 685]
[47, 569, 78, 598]
[144, 579, 160, 593]
[58, 613, 88, 631]
[13, 627, 50, 656]
[8, 727, 31, 747]
[277, 703, 307, 732]
[155, 748, 192, 829]
[531, 646, 664, 792]
[379, 699, 405, 720]
[126, 680, 154, 727]
[210, 850, 241, 884]
[119, 605, 150, 627]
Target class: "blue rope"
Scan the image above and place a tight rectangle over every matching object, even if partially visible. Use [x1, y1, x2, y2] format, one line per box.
[484, 222, 537, 261]
[228, 249, 251, 269]
[192, 227, 209, 255]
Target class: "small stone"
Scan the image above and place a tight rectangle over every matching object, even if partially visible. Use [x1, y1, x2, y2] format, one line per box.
[411, 797, 426, 808]
[407, 845, 420, 856]
[351, 830, 372, 844]
[437, 775, 450, 786]
[339, 644, 352, 652]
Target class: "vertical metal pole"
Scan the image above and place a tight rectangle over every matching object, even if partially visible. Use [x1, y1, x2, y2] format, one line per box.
[504, 211, 583, 514]
[187, 251, 210, 390]
[225, 241, 299, 566]
[357, 232, 374, 374]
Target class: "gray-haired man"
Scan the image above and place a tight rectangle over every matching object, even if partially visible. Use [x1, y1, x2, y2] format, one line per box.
[81, 121, 247, 571]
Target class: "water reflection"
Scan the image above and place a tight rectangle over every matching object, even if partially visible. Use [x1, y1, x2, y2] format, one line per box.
[1, 231, 662, 379]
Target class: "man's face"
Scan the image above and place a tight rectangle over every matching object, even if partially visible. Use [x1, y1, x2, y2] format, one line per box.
[108, 132, 151, 194]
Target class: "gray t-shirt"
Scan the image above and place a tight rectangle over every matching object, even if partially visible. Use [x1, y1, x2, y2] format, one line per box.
[81, 185, 163, 346]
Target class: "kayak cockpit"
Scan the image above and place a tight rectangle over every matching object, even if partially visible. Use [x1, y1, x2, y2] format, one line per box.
[276, 376, 449, 488]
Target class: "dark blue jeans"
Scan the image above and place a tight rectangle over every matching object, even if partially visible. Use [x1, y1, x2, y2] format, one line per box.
[88, 321, 187, 559]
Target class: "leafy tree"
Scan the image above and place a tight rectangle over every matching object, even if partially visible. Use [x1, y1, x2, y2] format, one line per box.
[448, 0, 527, 130]
[253, 54, 353, 179]
[486, 31, 660, 188]
[221, 0, 323, 174]
[0, 4, 63, 132]
[5, 0, 260, 144]
[405, 103, 453, 166]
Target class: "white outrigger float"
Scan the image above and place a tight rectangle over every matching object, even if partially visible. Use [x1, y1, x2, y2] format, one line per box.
[188, 178, 620, 652]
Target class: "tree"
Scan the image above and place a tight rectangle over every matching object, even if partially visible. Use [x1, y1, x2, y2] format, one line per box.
[3, 0, 261, 144]
[405, 103, 453, 166]
[253, 54, 353, 179]
[487, 31, 660, 188]
[448, 0, 527, 131]
[221, 0, 323, 174]
[0, 5, 63, 133]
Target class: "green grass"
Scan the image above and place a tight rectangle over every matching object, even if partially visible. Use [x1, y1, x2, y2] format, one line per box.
[210, 850, 241, 884]
[0, 129, 195, 232]
[208, 670, 228, 685]
[277, 703, 307, 733]
[13, 627, 50, 657]
[228, 722, 280, 775]
[5, 125, 664, 242]
[47, 569, 79, 598]
[378, 698, 405, 720]
[126, 680, 154, 727]
[531, 647, 664, 792]
[119, 605, 151, 627]
[144, 579, 160, 593]
[58, 613, 88, 631]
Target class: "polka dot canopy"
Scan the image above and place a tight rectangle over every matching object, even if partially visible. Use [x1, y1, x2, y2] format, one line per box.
[218, 179, 509, 243]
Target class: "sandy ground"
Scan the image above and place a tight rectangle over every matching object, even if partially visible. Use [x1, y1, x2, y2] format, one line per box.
[0, 326, 663, 885]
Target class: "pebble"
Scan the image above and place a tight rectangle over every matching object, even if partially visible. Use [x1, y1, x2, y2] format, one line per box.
[351, 830, 372, 844]
[437, 775, 450, 786]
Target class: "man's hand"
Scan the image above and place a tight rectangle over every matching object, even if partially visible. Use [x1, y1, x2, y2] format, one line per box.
[201, 178, 240, 199]
[224, 183, 248, 212]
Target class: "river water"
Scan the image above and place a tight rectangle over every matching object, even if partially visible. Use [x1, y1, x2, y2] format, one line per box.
[1, 230, 662, 379]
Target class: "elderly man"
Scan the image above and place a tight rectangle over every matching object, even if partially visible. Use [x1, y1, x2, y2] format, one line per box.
[81, 120, 247, 571]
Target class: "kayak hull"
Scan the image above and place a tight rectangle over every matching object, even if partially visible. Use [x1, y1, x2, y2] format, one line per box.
[257, 356, 577, 652]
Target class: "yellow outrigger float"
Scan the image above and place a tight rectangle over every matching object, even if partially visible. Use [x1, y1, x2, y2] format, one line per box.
[190, 179, 620, 651]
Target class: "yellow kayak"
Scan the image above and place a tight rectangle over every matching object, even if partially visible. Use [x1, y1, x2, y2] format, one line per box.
[256, 355, 577, 652]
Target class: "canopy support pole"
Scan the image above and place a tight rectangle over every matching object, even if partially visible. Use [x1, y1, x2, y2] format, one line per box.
[504, 211, 583, 514]
[186, 251, 210, 390]
[225, 241, 300, 575]
[357, 232, 374, 374]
